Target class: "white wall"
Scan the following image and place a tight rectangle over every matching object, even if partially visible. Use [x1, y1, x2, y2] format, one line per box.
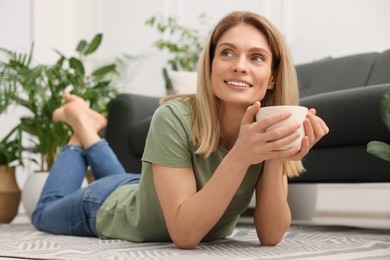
[289, 0, 390, 64]
[97, 0, 267, 96]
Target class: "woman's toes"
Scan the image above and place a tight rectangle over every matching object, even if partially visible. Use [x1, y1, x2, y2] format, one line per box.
[62, 93, 87, 105]
[52, 107, 65, 122]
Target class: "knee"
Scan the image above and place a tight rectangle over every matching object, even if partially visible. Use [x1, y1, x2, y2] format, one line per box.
[31, 206, 45, 231]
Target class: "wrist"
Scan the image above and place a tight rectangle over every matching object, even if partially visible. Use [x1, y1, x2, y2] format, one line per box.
[227, 146, 253, 170]
[264, 159, 284, 175]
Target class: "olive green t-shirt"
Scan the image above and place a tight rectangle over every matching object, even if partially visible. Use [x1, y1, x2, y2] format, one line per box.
[96, 98, 263, 242]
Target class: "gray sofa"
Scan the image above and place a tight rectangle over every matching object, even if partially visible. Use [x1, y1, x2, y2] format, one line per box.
[105, 49, 390, 183]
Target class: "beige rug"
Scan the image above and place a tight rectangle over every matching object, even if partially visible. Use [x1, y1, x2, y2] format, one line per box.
[1, 223, 390, 259]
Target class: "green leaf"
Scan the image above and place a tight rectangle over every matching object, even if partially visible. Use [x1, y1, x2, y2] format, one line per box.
[380, 91, 390, 131]
[25, 42, 34, 67]
[92, 64, 116, 77]
[162, 67, 173, 91]
[76, 40, 88, 53]
[367, 141, 390, 162]
[145, 16, 156, 26]
[0, 125, 24, 166]
[84, 34, 102, 56]
[69, 57, 85, 76]
[53, 56, 65, 71]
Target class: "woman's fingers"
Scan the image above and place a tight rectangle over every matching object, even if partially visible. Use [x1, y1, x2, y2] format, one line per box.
[241, 101, 261, 125]
[304, 118, 315, 144]
[264, 123, 300, 144]
[256, 110, 293, 132]
[307, 113, 329, 143]
[237, 105, 329, 163]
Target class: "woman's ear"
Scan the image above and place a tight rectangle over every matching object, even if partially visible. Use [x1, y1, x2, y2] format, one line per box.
[267, 76, 275, 90]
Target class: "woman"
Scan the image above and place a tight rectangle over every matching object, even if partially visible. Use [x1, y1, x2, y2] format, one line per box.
[32, 11, 329, 249]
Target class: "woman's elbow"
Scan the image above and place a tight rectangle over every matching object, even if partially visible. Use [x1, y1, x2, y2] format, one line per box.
[173, 239, 199, 250]
[256, 227, 287, 246]
[171, 233, 200, 250]
[258, 234, 284, 246]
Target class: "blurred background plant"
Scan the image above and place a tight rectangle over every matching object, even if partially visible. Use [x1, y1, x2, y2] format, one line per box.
[0, 33, 133, 171]
[367, 91, 390, 162]
[0, 125, 23, 168]
[145, 13, 209, 92]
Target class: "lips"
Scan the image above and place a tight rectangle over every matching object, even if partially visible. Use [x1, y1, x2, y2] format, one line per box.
[225, 81, 252, 88]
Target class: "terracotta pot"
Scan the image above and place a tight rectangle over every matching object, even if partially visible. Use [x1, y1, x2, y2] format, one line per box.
[0, 166, 21, 223]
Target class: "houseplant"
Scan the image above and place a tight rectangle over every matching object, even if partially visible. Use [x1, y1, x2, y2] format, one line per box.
[0, 33, 121, 218]
[145, 14, 209, 94]
[0, 125, 23, 223]
[0, 33, 118, 172]
[367, 91, 390, 161]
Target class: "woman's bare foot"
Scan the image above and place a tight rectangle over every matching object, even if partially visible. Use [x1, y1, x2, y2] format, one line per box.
[52, 93, 107, 147]
[52, 93, 107, 132]
[52, 93, 87, 123]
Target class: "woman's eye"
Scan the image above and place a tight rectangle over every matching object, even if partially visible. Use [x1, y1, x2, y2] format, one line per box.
[251, 55, 265, 62]
[221, 50, 233, 57]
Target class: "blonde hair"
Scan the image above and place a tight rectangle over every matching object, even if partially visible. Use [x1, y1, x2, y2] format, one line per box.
[161, 11, 303, 177]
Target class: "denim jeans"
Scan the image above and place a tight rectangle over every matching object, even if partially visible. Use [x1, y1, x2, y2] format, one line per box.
[32, 139, 140, 237]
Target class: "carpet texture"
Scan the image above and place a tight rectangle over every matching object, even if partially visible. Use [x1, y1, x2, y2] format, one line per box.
[1, 223, 390, 259]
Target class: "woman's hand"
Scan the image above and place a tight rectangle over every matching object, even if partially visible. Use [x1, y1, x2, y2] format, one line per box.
[233, 103, 329, 165]
[286, 108, 329, 161]
[232, 102, 304, 165]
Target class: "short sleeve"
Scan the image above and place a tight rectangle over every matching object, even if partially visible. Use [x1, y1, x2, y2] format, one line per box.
[141, 100, 193, 168]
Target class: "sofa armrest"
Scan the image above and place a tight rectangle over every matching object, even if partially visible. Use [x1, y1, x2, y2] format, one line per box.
[105, 93, 160, 173]
[300, 83, 390, 147]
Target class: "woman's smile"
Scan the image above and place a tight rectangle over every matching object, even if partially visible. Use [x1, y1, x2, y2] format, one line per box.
[224, 80, 252, 89]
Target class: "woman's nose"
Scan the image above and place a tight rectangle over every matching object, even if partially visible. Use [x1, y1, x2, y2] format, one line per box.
[232, 57, 248, 73]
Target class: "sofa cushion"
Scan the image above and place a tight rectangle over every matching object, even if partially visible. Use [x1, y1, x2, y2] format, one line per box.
[367, 49, 390, 86]
[289, 145, 390, 183]
[300, 84, 390, 147]
[296, 53, 379, 98]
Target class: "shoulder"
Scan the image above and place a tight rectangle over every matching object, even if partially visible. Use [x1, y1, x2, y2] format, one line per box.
[152, 98, 192, 127]
[157, 98, 191, 116]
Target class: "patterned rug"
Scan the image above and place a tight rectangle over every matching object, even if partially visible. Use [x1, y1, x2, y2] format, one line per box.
[1, 223, 390, 259]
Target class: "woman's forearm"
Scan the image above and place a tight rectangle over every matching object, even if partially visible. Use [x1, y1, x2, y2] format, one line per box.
[169, 151, 249, 248]
[254, 160, 291, 246]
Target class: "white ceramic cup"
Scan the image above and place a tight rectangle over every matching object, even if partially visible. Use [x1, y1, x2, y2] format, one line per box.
[255, 105, 308, 150]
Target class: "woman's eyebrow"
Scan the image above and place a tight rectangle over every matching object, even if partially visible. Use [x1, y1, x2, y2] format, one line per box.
[217, 42, 236, 49]
[217, 42, 270, 55]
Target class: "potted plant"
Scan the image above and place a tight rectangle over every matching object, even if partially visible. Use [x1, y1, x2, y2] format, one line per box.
[0, 33, 121, 218]
[0, 125, 23, 223]
[145, 14, 209, 94]
[367, 91, 390, 161]
[0, 33, 118, 171]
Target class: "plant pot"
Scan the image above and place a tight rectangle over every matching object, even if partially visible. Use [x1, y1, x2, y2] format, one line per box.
[167, 70, 197, 94]
[0, 166, 21, 223]
[22, 171, 49, 220]
[22, 171, 92, 220]
[288, 184, 318, 220]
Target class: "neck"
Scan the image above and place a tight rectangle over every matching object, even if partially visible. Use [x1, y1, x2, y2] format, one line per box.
[218, 103, 246, 150]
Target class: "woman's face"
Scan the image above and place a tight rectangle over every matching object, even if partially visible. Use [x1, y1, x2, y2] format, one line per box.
[211, 23, 274, 109]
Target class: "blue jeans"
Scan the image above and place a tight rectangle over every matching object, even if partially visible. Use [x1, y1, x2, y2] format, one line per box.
[32, 140, 140, 237]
